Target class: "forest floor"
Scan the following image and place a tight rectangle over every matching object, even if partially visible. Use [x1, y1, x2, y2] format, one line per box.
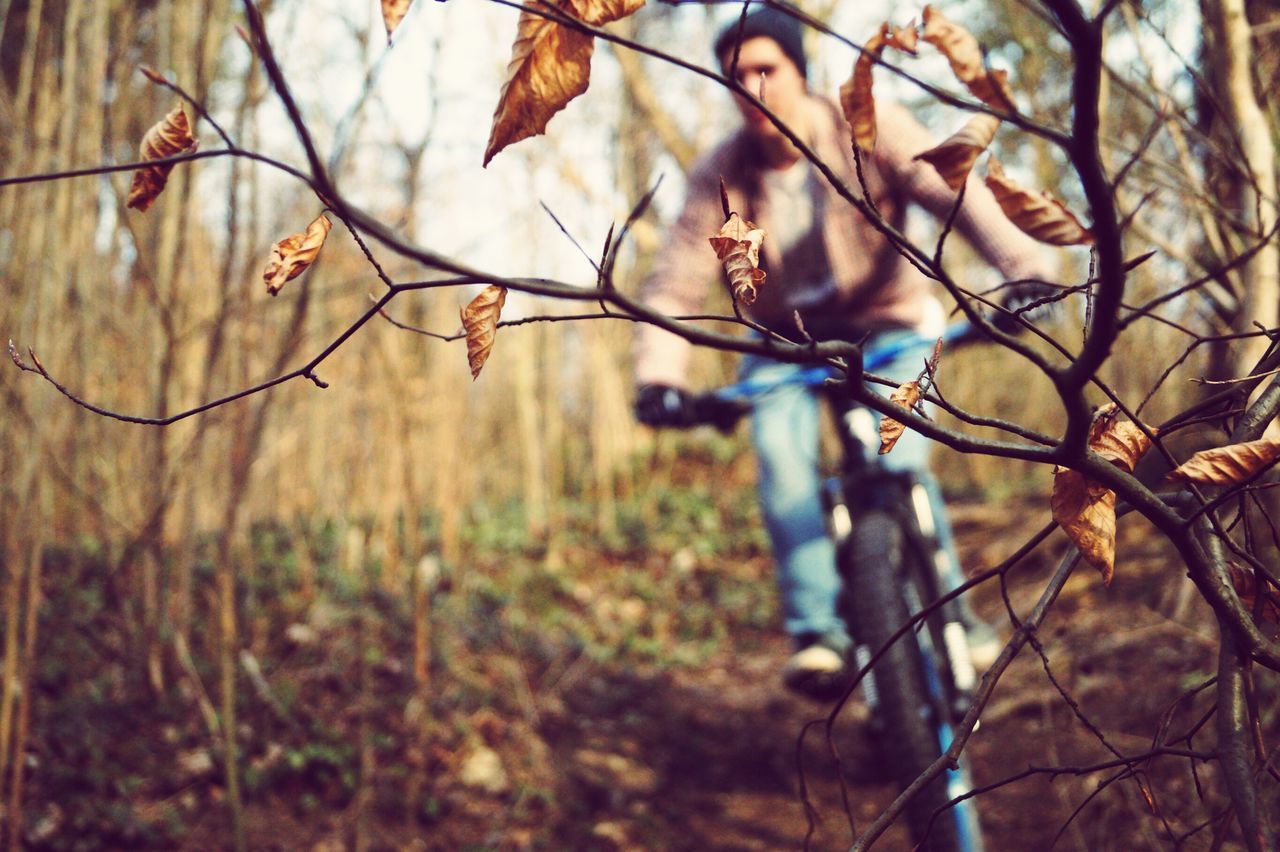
[18, 495, 1272, 851]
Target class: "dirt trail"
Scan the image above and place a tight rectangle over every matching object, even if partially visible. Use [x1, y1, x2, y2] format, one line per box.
[532, 504, 1231, 851]
[543, 639, 916, 851]
[169, 504, 1241, 851]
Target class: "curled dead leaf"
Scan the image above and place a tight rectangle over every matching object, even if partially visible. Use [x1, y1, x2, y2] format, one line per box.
[922, 6, 982, 81]
[485, 0, 645, 166]
[915, 112, 1001, 191]
[969, 68, 1015, 112]
[1167, 438, 1280, 486]
[382, 0, 414, 38]
[839, 21, 917, 156]
[879, 380, 922, 455]
[1051, 468, 1116, 584]
[1227, 563, 1280, 635]
[127, 105, 198, 212]
[921, 5, 1013, 111]
[985, 159, 1093, 246]
[708, 213, 766, 305]
[839, 25, 888, 155]
[1049, 408, 1152, 585]
[1093, 420, 1154, 473]
[886, 21, 919, 54]
[461, 285, 508, 379]
[263, 214, 332, 296]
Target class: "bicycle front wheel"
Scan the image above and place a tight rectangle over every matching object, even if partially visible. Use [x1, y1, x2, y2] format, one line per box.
[843, 511, 980, 852]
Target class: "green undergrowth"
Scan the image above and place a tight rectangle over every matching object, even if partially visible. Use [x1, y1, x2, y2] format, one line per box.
[8, 436, 778, 849]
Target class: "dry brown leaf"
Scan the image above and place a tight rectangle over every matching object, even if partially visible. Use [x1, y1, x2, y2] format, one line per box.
[382, 0, 414, 38]
[1048, 406, 1151, 585]
[887, 21, 919, 54]
[708, 213, 767, 305]
[1167, 438, 1280, 486]
[127, 105, 198, 212]
[839, 26, 888, 155]
[985, 159, 1093, 246]
[922, 6, 983, 83]
[839, 22, 916, 155]
[484, 0, 645, 166]
[879, 380, 922, 455]
[1094, 420, 1154, 473]
[1227, 563, 1280, 634]
[461, 285, 508, 379]
[914, 112, 1001, 191]
[969, 67, 1015, 112]
[263, 214, 332, 296]
[1051, 468, 1117, 584]
[921, 7, 1014, 110]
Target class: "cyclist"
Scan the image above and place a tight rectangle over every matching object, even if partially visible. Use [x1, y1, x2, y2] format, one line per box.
[633, 8, 1056, 699]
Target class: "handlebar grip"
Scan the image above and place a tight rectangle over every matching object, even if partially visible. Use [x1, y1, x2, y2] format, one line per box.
[688, 393, 750, 433]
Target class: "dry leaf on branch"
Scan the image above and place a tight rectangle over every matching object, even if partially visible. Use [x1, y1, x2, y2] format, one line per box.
[985, 159, 1093, 246]
[1167, 438, 1280, 486]
[1093, 420, 1154, 473]
[127, 105, 198, 212]
[708, 212, 767, 305]
[915, 112, 1001, 191]
[461, 285, 508, 379]
[1227, 563, 1280, 635]
[838, 21, 917, 155]
[263, 214, 332, 296]
[879, 380, 923, 455]
[839, 25, 888, 155]
[921, 6, 982, 80]
[382, 0, 414, 38]
[1052, 468, 1116, 584]
[969, 68, 1015, 113]
[921, 6, 1013, 110]
[886, 21, 919, 54]
[484, 0, 645, 166]
[1049, 408, 1154, 585]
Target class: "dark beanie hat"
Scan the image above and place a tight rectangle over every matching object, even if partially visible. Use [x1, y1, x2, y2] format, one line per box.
[713, 7, 808, 79]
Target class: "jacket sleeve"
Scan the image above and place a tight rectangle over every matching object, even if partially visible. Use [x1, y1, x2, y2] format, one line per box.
[872, 100, 1056, 286]
[633, 161, 729, 389]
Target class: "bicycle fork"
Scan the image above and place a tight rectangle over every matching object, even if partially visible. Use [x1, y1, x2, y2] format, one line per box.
[906, 481, 978, 703]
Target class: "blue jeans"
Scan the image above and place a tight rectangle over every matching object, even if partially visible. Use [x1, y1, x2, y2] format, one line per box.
[742, 330, 964, 642]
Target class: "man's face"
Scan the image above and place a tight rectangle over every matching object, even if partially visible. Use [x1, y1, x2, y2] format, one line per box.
[720, 36, 806, 141]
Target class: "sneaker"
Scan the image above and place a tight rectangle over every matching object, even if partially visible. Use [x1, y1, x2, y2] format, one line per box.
[965, 619, 1002, 671]
[782, 633, 850, 701]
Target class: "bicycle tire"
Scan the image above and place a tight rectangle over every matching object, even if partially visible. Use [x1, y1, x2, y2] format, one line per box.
[843, 510, 973, 852]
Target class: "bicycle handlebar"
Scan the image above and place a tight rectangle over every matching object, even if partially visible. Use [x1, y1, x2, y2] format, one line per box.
[688, 323, 972, 427]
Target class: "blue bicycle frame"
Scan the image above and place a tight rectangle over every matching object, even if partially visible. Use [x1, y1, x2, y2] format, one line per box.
[695, 321, 984, 851]
[706, 322, 972, 404]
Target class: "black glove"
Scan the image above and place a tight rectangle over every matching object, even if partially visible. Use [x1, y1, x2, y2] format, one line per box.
[691, 393, 749, 433]
[635, 384, 695, 428]
[993, 280, 1061, 335]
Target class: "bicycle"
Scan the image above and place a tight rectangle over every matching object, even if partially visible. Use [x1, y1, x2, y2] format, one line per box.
[683, 324, 985, 852]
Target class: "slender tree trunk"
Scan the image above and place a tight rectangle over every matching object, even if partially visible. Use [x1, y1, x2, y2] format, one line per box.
[5, 541, 42, 852]
[1203, 0, 1280, 377]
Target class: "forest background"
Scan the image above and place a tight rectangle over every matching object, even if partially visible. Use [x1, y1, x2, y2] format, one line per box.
[1, 0, 1276, 849]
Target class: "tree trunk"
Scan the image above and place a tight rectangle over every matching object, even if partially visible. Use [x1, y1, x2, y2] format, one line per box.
[1202, 0, 1280, 378]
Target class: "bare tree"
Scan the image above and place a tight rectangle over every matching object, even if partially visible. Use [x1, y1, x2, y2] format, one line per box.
[3, 0, 1280, 848]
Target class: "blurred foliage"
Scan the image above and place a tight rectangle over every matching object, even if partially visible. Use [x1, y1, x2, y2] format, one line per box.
[5, 436, 776, 849]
